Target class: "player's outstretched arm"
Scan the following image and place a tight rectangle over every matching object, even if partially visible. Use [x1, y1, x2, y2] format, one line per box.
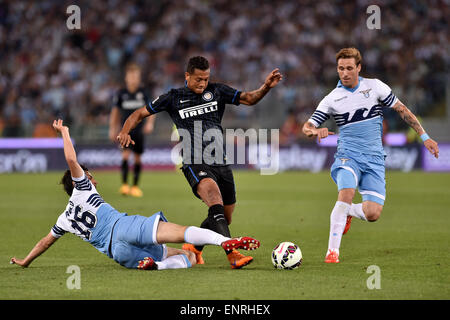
[117, 107, 151, 147]
[143, 114, 156, 135]
[302, 121, 335, 142]
[53, 119, 84, 178]
[109, 107, 121, 142]
[10, 233, 58, 268]
[239, 68, 283, 105]
[392, 101, 439, 158]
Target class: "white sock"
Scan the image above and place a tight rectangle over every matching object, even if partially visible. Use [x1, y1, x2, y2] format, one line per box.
[156, 254, 192, 270]
[184, 226, 230, 246]
[348, 203, 368, 221]
[327, 201, 351, 254]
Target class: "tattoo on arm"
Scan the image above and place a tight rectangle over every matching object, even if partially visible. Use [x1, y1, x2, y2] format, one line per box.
[241, 84, 270, 105]
[393, 102, 424, 134]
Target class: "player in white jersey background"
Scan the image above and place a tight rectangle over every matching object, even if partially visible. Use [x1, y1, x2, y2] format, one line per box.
[302, 48, 439, 264]
[10, 119, 260, 270]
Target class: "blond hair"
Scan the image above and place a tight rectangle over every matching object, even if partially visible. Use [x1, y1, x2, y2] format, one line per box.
[335, 48, 362, 66]
[125, 62, 141, 73]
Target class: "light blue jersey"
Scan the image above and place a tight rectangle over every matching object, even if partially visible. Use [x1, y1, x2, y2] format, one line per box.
[51, 173, 126, 255]
[309, 77, 398, 156]
[309, 77, 399, 205]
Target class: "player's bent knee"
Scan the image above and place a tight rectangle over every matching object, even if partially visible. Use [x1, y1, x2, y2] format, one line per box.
[363, 202, 383, 222]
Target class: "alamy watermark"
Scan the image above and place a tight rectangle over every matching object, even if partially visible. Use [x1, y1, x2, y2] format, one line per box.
[66, 265, 81, 289]
[66, 5, 81, 30]
[171, 121, 280, 175]
[366, 265, 381, 290]
[366, 5, 381, 30]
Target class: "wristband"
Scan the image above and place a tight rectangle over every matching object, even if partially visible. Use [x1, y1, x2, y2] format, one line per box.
[420, 133, 430, 142]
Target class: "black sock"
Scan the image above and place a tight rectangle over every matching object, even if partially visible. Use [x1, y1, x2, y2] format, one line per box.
[208, 204, 233, 254]
[121, 159, 128, 184]
[207, 204, 231, 238]
[133, 163, 141, 186]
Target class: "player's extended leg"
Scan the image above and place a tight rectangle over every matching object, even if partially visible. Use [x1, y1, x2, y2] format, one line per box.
[326, 167, 358, 263]
[154, 221, 259, 269]
[119, 149, 131, 195]
[325, 187, 355, 263]
[185, 178, 254, 268]
[156, 221, 259, 251]
[196, 178, 230, 236]
[137, 247, 196, 270]
[129, 153, 143, 197]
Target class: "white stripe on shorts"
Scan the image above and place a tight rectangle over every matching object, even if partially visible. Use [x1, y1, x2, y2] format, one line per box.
[339, 165, 359, 186]
[359, 189, 386, 201]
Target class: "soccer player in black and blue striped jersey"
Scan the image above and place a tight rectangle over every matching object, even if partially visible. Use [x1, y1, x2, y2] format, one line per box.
[117, 56, 282, 268]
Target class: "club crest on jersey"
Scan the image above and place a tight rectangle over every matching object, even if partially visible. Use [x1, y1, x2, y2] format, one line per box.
[359, 88, 372, 98]
[340, 158, 350, 164]
[202, 91, 213, 101]
[179, 101, 218, 119]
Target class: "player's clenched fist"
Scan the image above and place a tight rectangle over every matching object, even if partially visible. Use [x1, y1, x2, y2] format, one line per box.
[116, 131, 135, 148]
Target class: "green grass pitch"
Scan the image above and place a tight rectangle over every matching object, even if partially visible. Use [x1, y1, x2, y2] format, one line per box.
[1, 170, 449, 300]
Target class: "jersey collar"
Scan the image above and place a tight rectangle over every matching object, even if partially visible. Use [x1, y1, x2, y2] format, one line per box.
[336, 76, 362, 93]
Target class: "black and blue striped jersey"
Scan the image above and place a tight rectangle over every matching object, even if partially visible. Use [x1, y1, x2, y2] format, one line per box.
[112, 87, 149, 134]
[146, 82, 241, 166]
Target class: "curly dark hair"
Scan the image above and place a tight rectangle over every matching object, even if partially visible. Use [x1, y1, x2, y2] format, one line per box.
[60, 164, 89, 196]
[186, 56, 209, 74]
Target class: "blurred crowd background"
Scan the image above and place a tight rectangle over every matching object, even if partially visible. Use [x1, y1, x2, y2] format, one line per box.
[0, 0, 448, 144]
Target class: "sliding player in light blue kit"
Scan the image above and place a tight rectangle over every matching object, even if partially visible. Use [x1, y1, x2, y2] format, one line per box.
[303, 48, 439, 263]
[10, 119, 260, 270]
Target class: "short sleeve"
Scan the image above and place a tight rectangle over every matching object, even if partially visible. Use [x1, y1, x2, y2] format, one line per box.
[216, 83, 241, 106]
[112, 90, 121, 110]
[375, 79, 398, 108]
[146, 91, 173, 115]
[72, 172, 93, 192]
[51, 214, 69, 238]
[308, 96, 331, 127]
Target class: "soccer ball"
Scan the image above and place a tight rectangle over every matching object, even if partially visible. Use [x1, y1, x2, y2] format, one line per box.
[271, 242, 302, 269]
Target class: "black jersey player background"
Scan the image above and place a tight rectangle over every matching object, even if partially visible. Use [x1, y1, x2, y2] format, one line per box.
[109, 63, 156, 198]
[117, 56, 282, 269]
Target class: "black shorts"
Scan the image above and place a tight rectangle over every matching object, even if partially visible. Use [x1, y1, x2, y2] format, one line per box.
[125, 131, 144, 155]
[181, 164, 236, 205]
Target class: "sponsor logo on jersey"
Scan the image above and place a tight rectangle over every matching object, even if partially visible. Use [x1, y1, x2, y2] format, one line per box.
[122, 100, 145, 110]
[335, 104, 383, 126]
[334, 96, 348, 102]
[179, 101, 218, 119]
